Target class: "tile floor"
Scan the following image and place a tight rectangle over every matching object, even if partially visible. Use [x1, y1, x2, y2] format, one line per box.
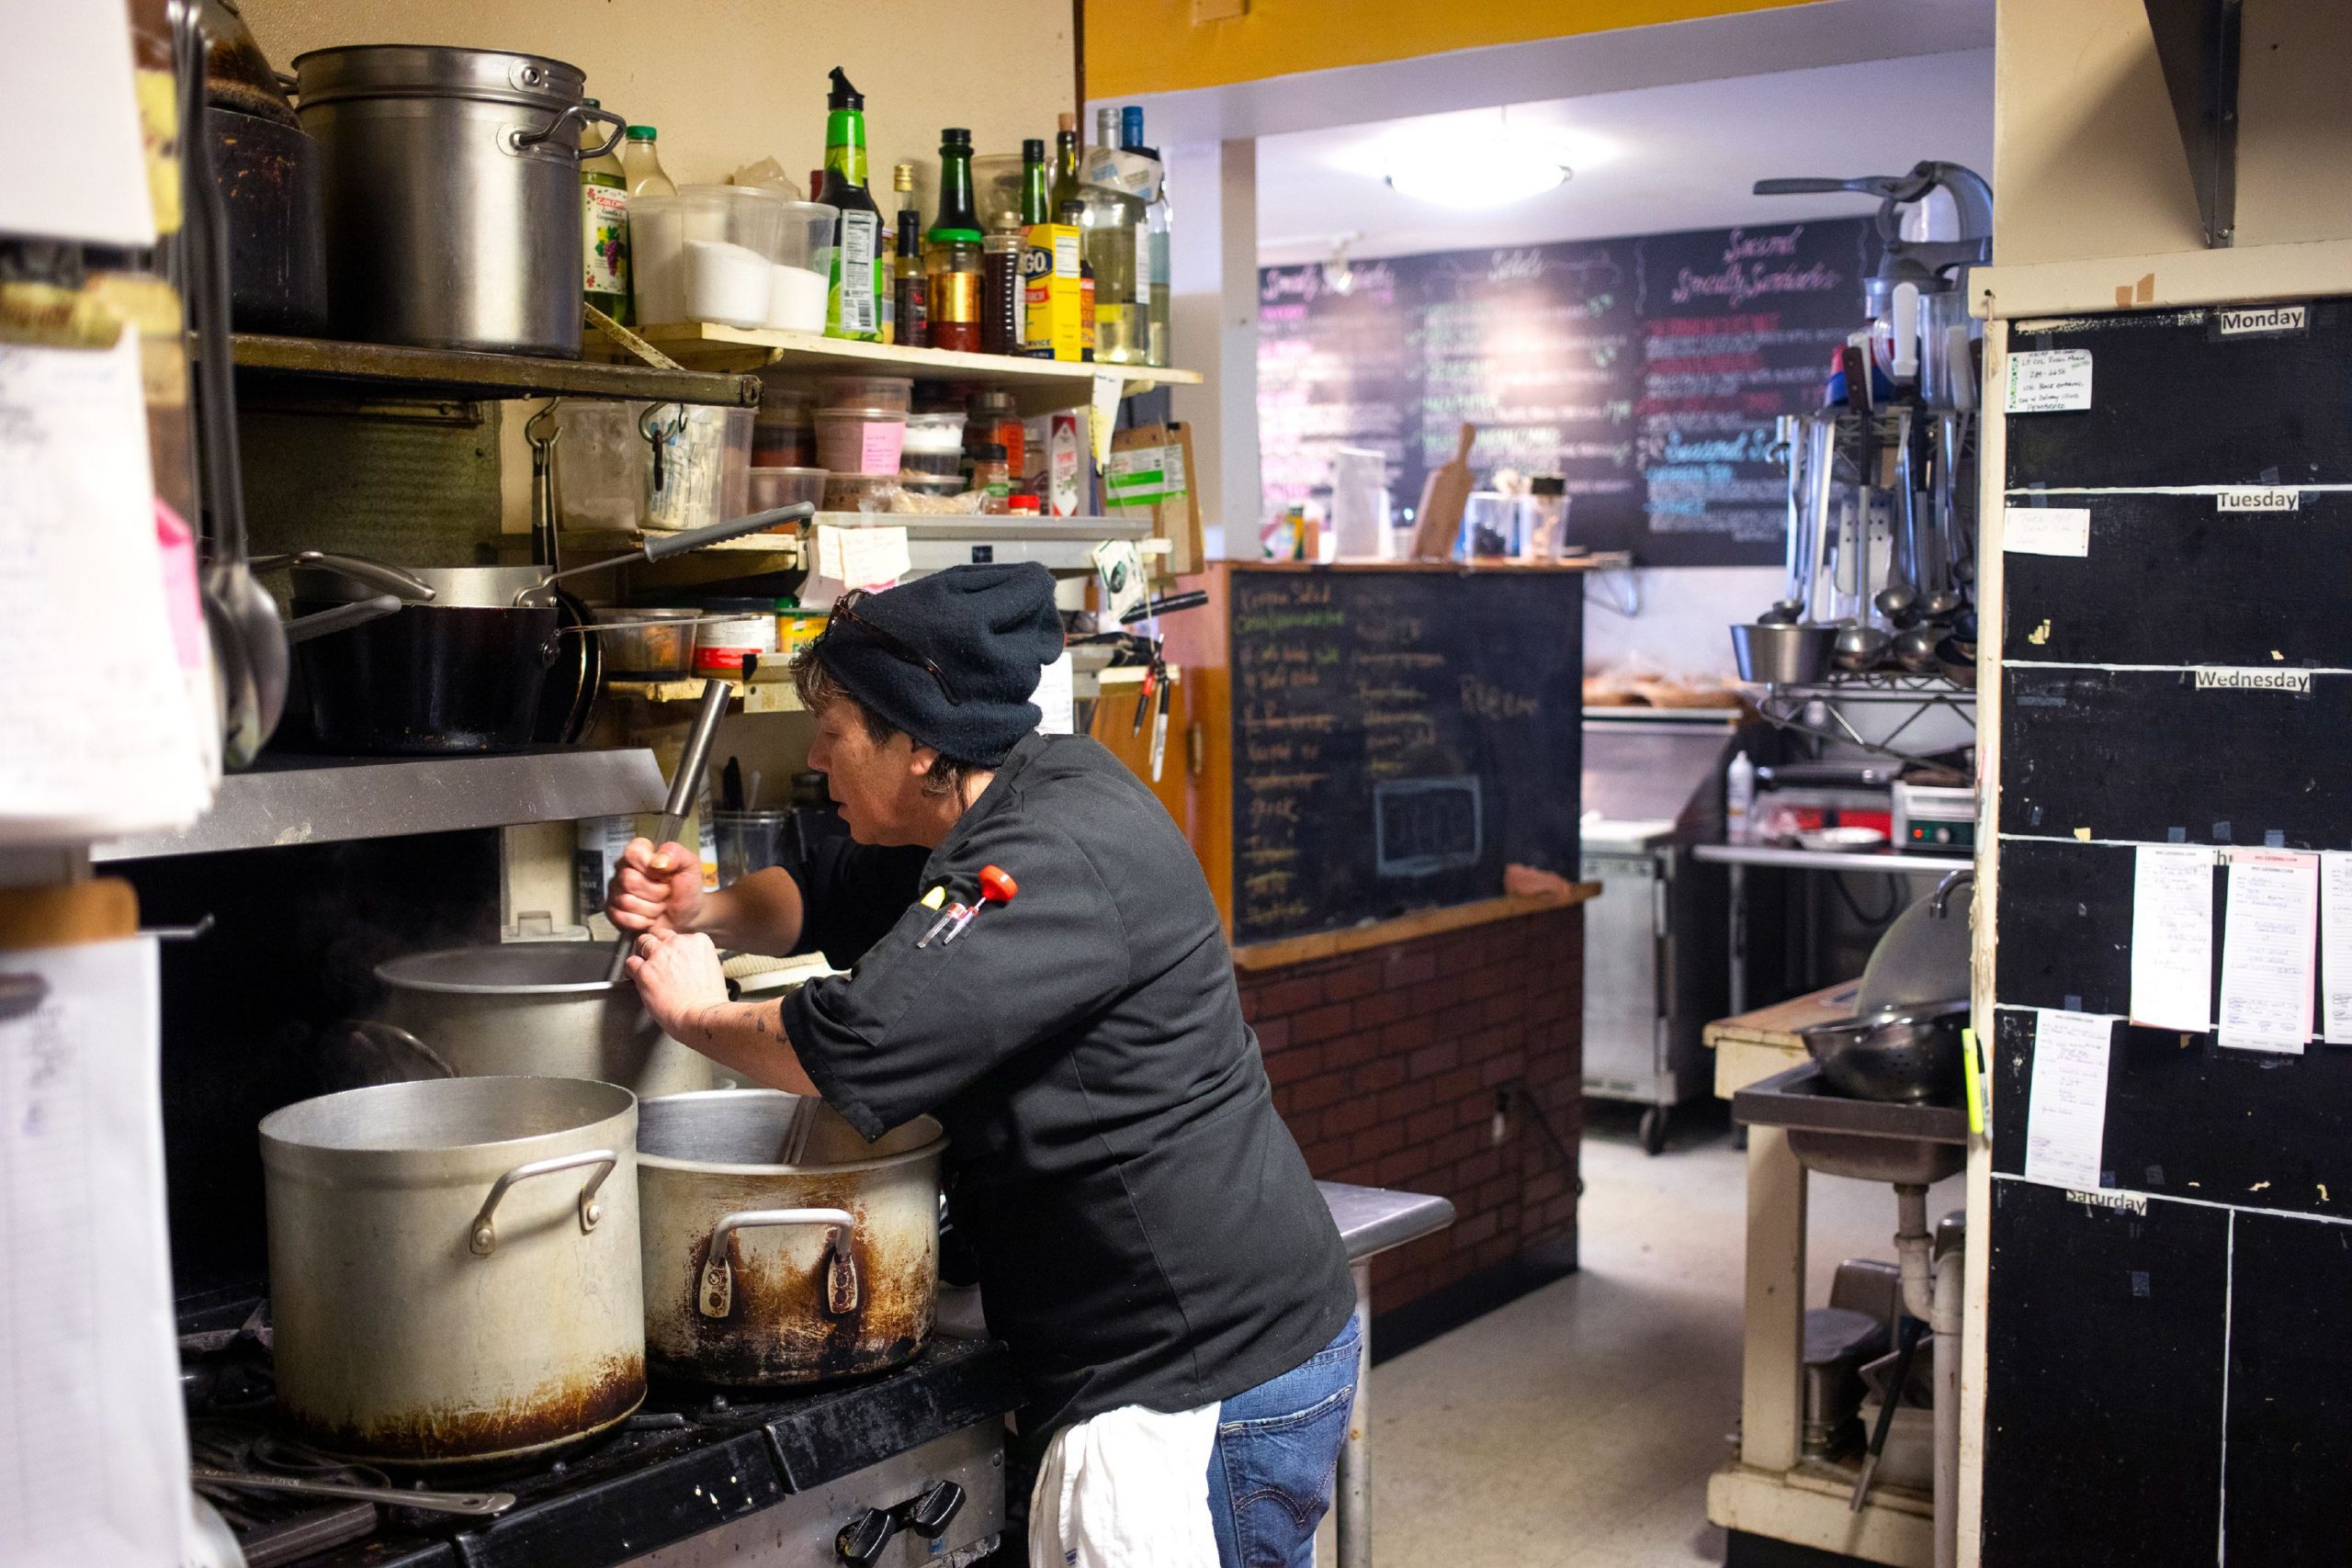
[1335, 1100, 1964, 1567]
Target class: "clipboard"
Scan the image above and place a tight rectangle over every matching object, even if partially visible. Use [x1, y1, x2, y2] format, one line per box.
[0, 881, 141, 1021]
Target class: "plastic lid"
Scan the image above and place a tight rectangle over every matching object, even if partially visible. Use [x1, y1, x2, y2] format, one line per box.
[977, 442, 1009, 460]
[626, 124, 657, 140]
[972, 389, 1017, 412]
[827, 67, 863, 110]
[1530, 475, 1566, 496]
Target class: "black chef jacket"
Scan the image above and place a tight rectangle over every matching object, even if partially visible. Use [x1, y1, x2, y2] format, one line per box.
[782, 732, 1356, 1440]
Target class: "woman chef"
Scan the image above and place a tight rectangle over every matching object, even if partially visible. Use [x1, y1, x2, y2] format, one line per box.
[611, 563, 1359, 1567]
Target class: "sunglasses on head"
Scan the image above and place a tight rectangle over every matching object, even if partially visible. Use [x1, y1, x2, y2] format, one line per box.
[813, 589, 963, 705]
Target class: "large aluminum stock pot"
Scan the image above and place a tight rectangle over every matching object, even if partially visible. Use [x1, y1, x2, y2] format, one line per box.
[360, 942, 714, 1097]
[638, 1091, 944, 1386]
[260, 1076, 645, 1464]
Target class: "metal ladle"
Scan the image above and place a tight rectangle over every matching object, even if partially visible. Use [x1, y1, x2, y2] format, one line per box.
[514, 502, 819, 606]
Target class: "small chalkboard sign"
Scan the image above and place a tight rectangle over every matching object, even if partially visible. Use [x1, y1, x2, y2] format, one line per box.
[1227, 566, 1584, 945]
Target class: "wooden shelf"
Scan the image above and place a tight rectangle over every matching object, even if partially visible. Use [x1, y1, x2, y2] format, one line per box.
[632, 324, 1201, 413]
[227, 333, 762, 408]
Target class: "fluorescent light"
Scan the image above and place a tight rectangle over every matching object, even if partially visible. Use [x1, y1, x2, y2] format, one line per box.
[1385, 135, 1569, 208]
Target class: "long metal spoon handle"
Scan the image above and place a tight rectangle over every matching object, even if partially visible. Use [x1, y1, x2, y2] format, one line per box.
[607, 678, 734, 981]
[190, 1467, 515, 1517]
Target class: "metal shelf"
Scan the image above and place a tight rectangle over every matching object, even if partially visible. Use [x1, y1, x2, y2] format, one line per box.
[564, 514, 1150, 576]
[633, 323, 1200, 414]
[228, 333, 762, 408]
[92, 750, 667, 862]
[1693, 842, 1968, 876]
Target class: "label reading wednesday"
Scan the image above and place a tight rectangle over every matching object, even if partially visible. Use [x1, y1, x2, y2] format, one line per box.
[2194, 668, 2312, 694]
[2005, 349, 2094, 413]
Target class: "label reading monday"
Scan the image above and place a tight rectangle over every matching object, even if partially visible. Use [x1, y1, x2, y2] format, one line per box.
[2214, 303, 2309, 337]
[2195, 668, 2312, 694]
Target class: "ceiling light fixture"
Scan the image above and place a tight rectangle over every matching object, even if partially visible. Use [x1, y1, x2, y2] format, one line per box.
[1385, 134, 1570, 209]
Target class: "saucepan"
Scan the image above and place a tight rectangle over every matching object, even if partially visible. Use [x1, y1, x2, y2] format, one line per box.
[284, 502, 814, 753]
[1798, 998, 1969, 1105]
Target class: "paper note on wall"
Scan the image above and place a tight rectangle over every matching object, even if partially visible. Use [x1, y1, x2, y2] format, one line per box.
[2217, 849, 2319, 1053]
[2004, 506, 2092, 558]
[2324, 852, 2352, 1045]
[2023, 1010, 2115, 1190]
[1032, 649, 1075, 735]
[0, 329, 213, 843]
[812, 523, 910, 592]
[2005, 349, 2094, 412]
[2130, 844, 2214, 1032]
[0, 937, 189, 1565]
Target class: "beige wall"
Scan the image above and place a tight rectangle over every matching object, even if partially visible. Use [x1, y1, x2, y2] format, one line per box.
[1994, 0, 2352, 265]
[238, 0, 1077, 199]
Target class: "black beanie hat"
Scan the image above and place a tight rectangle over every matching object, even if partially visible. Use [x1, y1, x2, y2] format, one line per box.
[815, 562, 1065, 766]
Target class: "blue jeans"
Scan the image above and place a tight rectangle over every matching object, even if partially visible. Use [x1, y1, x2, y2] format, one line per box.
[1205, 1314, 1362, 1568]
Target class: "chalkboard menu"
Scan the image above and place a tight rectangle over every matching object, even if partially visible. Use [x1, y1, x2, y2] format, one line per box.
[1258, 218, 1879, 566]
[1227, 565, 1584, 945]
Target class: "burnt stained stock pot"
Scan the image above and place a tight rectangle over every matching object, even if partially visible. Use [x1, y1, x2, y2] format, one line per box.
[259, 1076, 646, 1465]
[638, 1091, 944, 1386]
[356, 942, 715, 1098]
[291, 46, 623, 356]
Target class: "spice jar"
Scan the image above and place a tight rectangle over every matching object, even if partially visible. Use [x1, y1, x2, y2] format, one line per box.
[982, 210, 1024, 355]
[970, 442, 1012, 513]
[967, 389, 1023, 478]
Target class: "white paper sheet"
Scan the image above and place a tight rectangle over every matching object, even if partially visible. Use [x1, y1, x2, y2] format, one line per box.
[1032, 650, 1075, 735]
[0, 330, 213, 843]
[2024, 1009, 2115, 1190]
[813, 523, 910, 592]
[2005, 349, 2094, 412]
[2004, 506, 2092, 558]
[2130, 845, 2214, 1031]
[2217, 849, 2319, 1053]
[0, 936, 188, 1565]
[0, 2, 156, 247]
[2324, 852, 2352, 1045]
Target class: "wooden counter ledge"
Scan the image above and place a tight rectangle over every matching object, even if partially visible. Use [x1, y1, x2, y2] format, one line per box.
[1231, 883, 1602, 972]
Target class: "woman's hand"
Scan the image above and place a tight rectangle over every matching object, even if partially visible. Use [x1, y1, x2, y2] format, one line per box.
[607, 837, 705, 936]
[626, 925, 730, 1043]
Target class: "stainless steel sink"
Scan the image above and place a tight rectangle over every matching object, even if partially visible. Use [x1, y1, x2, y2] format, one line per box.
[1733, 1063, 1968, 1184]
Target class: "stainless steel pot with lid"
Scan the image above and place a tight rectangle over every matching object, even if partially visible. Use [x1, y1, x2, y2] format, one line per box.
[637, 1091, 944, 1386]
[260, 1076, 646, 1465]
[290, 45, 624, 355]
[350, 942, 716, 1098]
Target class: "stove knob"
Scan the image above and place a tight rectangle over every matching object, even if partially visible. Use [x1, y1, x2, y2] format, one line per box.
[899, 1478, 966, 1540]
[835, 1506, 897, 1564]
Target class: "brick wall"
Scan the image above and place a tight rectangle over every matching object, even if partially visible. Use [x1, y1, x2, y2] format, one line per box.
[1241, 906, 1583, 1314]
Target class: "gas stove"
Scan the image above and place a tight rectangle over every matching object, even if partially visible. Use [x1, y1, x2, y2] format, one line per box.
[179, 1304, 1017, 1568]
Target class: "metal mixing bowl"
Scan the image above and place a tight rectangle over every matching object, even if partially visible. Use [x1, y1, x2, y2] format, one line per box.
[1799, 999, 1970, 1104]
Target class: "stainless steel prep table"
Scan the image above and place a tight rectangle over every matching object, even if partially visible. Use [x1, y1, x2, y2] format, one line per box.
[1694, 842, 1968, 1014]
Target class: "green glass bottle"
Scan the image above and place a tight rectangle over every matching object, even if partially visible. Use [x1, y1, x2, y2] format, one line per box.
[818, 68, 883, 343]
[1020, 137, 1051, 228]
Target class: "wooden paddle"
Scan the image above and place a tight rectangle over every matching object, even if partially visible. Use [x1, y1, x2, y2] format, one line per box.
[1411, 423, 1477, 559]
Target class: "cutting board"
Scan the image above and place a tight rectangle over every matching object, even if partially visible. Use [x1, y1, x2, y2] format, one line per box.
[1410, 423, 1476, 559]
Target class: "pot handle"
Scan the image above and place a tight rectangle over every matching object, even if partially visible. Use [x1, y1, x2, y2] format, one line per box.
[512, 102, 627, 160]
[698, 1208, 858, 1319]
[469, 1149, 618, 1257]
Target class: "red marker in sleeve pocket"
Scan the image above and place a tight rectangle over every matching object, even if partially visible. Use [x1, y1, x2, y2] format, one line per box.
[917, 864, 1019, 949]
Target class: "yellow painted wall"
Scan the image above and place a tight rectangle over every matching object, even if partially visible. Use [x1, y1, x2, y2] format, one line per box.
[237, 0, 1075, 196]
[1084, 0, 1808, 98]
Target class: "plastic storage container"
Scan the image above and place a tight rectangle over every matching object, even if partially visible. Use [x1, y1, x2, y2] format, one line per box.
[555, 401, 649, 531]
[643, 405, 752, 532]
[817, 407, 907, 476]
[1460, 491, 1531, 559]
[746, 466, 827, 516]
[633, 186, 788, 328]
[751, 378, 816, 467]
[899, 412, 967, 478]
[714, 808, 789, 886]
[819, 375, 912, 414]
[764, 201, 837, 332]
